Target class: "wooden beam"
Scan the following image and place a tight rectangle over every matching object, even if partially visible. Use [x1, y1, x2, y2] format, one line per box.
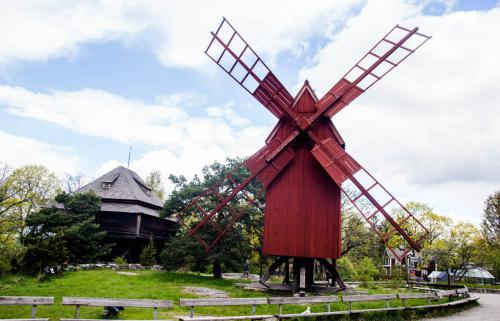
[0, 297, 54, 305]
[61, 297, 173, 308]
[179, 298, 268, 307]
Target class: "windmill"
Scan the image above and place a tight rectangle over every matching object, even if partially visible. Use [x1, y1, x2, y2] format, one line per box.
[176, 18, 431, 293]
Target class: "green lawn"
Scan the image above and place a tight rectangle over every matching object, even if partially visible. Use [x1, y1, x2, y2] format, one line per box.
[0, 270, 466, 320]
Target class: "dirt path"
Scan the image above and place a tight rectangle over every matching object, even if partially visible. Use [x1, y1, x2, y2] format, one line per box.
[421, 293, 500, 321]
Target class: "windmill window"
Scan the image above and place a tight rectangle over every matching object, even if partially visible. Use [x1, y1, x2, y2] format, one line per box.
[102, 182, 112, 190]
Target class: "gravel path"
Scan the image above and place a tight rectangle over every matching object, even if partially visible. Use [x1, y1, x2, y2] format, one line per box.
[421, 293, 500, 321]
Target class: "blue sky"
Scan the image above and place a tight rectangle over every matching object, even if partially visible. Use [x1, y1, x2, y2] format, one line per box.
[0, 0, 499, 224]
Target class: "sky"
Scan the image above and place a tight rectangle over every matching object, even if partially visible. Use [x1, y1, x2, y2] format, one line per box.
[0, 0, 499, 225]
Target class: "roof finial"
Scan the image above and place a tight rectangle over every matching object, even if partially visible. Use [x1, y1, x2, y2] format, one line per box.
[127, 145, 132, 168]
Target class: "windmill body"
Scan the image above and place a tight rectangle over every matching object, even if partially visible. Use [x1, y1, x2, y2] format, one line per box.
[263, 83, 343, 259]
[177, 18, 432, 293]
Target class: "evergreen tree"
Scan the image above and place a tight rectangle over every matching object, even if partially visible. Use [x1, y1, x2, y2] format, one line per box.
[482, 190, 500, 246]
[21, 191, 112, 275]
[160, 158, 262, 278]
[139, 235, 157, 266]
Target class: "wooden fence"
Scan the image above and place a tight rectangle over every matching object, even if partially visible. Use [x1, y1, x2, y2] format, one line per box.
[1, 287, 478, 321]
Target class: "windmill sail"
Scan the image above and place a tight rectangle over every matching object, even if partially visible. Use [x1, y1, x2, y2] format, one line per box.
[315, 25, 431, 119]
[176, 140, 295, 251]
[310, 136, 428, 262]
[205, 18, 294, 119]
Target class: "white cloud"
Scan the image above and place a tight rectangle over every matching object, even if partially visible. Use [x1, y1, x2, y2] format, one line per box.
[0, 0, 363, 70]
[0, 86, 270, 190]
[0, 0, 498, 225]
[0, 130, 80, 175]
[0, 1, 143, 68]
[134, 0, 364, 69]
[299, 1, 500, 223]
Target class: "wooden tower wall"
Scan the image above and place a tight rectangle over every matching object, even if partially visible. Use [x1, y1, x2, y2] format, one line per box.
[262, 85, 343, 259]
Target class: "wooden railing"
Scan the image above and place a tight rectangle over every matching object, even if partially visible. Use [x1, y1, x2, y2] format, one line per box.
[0, 296, 54, 321]
[0, 288, 477, 321]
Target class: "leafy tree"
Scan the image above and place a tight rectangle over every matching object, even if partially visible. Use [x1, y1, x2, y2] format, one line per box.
[0, 164, 59, 274]
[340, 192, 373, 258]
[423, 221, 482, 284]
[407, 202, 451, 246]
[140, 235, 157, 266]
[21, 191, 112, 275]
[355, 257, 379, 282]
[145, 170, 165, 200]
[160, 158, 263, 278]
[337, 257, 358, 281]
[0, 164, 59, 244]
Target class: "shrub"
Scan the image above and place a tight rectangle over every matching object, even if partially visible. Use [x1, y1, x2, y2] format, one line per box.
[355, 257, 379, 282]
[113, 256, 127, 266]
[337, 257, 358, 281]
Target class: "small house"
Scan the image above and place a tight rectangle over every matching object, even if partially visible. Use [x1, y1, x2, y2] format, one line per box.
[77, 166, 178, 262]
[383, 246, 423, 278]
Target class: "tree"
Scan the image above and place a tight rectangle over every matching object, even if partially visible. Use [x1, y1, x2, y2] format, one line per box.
[482, 191, 500, 246]
[0, 165, 59, 239]
[63, 173, 85, 193]
[423, 221, 482, 284]
[160, 158, 262, 278]
[0, 164, 59, 273]
[21, 191, 112, 275]
[406, 202, 451, 246]
[145, 170, 165, 200]
[480, 192, 500, 280]
[340, 191, 373, 257]
[21, 207, 70, 275]
[336, 257, 358, 281]
[140, 235, 157, 266]
[355, 257, 379, 282]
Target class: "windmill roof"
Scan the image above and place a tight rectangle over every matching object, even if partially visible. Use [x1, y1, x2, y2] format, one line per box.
[77, 166, 163, 216]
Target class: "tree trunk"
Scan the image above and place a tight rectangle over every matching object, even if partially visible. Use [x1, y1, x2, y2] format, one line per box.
[259, 255, 263, 277]
[213, 258, 222, 279]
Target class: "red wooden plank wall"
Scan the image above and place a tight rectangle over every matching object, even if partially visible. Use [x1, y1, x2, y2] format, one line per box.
[262, 87, 343, 258]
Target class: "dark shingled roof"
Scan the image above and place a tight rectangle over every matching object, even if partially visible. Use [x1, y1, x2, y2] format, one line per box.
[77, 166, 164, 217]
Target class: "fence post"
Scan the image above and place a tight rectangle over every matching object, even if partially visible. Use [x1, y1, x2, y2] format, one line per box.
[32, 305, 37, 318]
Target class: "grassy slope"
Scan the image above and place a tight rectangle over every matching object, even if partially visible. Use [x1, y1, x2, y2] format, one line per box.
[0, 271, 460, 320]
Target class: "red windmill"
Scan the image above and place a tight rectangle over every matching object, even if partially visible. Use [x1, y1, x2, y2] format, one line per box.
[177, 18, 431, 293]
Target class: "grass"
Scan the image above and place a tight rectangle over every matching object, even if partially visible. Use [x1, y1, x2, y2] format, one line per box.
[0, 270, 473, 320]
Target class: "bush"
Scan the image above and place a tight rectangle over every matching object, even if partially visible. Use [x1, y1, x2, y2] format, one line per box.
[337, 257, 358, 281]
[355, 257, 379, 282]
[113, 256, 127, 266]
